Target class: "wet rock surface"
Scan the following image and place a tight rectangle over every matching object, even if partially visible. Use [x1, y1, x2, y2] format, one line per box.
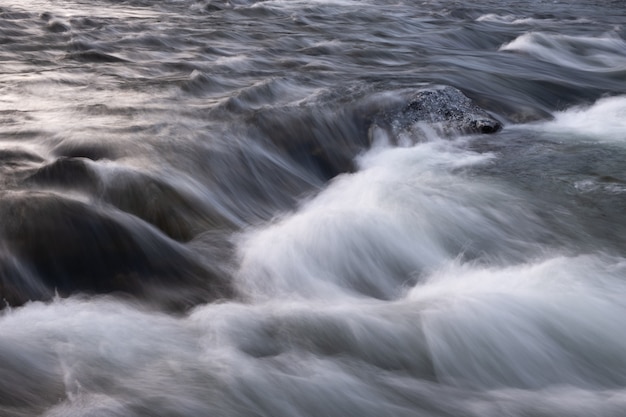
[0, 192, 232, 310]
[396, 86, 503, 134]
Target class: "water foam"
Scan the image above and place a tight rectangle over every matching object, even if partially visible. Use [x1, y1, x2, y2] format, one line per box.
[500, 32, 626, 73]
[476, 14, 574, 25]
[411, 254, 626, 389]
[521, 94, 626, 142]
[1, 133, 624, 414]
[4, 250, 626, 416]
[234, 140, 551, 301]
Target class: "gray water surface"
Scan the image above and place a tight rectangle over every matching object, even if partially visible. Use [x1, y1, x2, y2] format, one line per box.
[1, 0, 626, 415]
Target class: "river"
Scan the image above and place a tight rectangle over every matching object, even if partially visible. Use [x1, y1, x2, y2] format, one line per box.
[1, 0, 626, 415]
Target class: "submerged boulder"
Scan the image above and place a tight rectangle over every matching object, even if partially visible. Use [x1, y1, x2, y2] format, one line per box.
[25, 157, 234, 242]
[25, 157, 100, 192]
[0, 191, 232, 310]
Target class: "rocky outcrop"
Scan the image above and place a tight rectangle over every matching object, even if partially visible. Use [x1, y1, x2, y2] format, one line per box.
[383, 85, 502, 135]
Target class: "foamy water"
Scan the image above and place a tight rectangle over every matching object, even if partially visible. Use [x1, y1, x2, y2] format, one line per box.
[1, 0, 626, 415]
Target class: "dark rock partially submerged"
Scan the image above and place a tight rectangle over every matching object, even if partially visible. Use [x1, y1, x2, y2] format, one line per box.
[395, 86, 503, 135]
[255, 85, 503, 180]
[25, 158, 234, 242]
[0, 192, 232, 310]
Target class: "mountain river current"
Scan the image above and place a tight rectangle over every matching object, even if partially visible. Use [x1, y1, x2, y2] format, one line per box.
[1, 0, 626, 415]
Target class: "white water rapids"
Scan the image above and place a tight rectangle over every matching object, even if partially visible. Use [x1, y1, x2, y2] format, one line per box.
[2, 97, 626, 416]
[2, 0, 626, 415]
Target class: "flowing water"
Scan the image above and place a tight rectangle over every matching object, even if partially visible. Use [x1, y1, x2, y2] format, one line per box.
[1, 0, 626, 415]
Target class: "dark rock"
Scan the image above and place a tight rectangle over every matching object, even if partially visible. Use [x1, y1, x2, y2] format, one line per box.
[0, 191, 232, 310]
[396, 86, 502, 135]
[25, 158, 234, 242]
[25, 157, 99, 191]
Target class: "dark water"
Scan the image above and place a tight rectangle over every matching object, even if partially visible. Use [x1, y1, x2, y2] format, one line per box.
[1, 0, 626, 415]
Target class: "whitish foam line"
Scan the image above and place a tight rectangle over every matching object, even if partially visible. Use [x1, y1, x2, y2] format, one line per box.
[500, 32, 626, 72]
[477, 13, 591, 25]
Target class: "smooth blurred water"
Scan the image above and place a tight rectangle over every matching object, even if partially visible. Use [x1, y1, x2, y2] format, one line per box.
[1, 0, 626, 415]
